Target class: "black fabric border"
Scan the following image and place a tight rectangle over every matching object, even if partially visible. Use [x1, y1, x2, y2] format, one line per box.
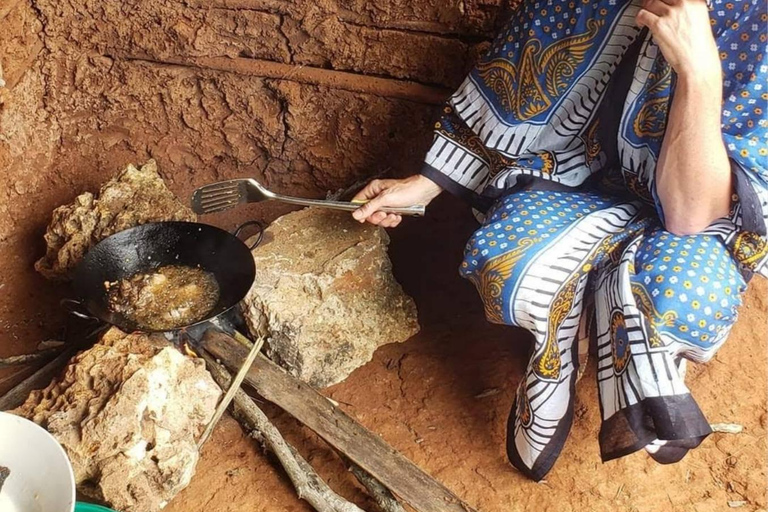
[422, 163, 593, 214]
[420, 164, 494, 212]
[599, 394, 712, 462]
[732, 161, 767, 236]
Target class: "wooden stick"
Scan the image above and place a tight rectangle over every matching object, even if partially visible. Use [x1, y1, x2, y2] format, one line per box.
[203, 330, 476, 512]
[0, 348, 76, 411]
[119, 55, 449, 105]
[0, 347, 64, 369]
[207, 332, 404, 511]
[201, 351, 365, 512]
[348, 461, 406, 512]
[197, 334, 265, 448]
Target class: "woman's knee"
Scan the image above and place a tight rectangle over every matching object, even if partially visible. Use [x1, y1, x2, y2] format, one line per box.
[634, 230, 747, 347]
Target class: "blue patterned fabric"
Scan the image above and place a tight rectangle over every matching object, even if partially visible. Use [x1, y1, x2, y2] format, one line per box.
[460, 191, 746, 479]
[422, 0, 768, 276]
[419, 0, 767, 481]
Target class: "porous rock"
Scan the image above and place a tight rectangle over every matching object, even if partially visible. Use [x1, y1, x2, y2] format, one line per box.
[13, 328, 221, 512]
[241, 207, 419, 388]
[35, 160, 196, 280]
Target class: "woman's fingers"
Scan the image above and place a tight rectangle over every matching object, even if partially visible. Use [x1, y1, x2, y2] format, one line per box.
[370, 211, 388, 224]
[352, 202, 403, 227]
[351, 175, 435, 226]
[379, 214, 402, 228]
[352, 179, 386, 202]
[353, 194, 388, 222]
[641, 0, 671, 17]
[635, 8, 660, 29]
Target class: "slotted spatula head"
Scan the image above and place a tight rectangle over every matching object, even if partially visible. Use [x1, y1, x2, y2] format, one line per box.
[192, 179, 250, 214]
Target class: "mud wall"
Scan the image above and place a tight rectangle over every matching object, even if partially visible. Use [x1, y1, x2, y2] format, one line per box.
[0, 0, 63, 355]
[36, 0, 504, 200]
[0, 0, 507, 351]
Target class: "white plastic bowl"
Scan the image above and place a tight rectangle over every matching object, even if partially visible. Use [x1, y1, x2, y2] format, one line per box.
[0, 411, 76, 512]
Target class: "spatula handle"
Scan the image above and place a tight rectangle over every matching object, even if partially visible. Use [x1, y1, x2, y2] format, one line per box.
[272, 195, 426, 216]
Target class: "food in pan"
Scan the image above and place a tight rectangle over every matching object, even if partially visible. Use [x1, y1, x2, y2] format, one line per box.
[106, 265, 220, 331]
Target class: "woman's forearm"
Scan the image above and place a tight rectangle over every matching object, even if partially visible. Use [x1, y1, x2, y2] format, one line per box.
[636, 0, 732, 235]
[655, 72, 732, 235]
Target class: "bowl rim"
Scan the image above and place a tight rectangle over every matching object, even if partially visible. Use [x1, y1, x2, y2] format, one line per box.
[0, 411, 76, 512]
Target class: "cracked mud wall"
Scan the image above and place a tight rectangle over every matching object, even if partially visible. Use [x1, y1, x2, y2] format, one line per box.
[35, 0, 505, 201]
[0, 0, 63, 355]
[0, 0, 508, 353]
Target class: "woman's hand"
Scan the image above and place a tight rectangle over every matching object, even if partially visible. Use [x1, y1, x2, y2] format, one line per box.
[351, 175, 443, 227]
[636, 0, 721, 82]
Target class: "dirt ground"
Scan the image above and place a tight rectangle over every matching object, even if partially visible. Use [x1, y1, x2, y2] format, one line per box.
[1, 0, 767, 510]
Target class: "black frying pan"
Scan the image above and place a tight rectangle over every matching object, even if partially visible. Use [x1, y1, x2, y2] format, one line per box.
[70, 221, 262, 333]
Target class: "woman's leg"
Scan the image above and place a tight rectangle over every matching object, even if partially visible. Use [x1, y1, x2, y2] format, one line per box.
[461, 190, 647, 480]
[595, 228, 747, 462]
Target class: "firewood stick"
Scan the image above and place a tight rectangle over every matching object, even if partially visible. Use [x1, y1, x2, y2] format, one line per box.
[0, 348, 76, 411]
[0, 347, 64, 369]
[201, 351, 366, 512]
[204, 330, 476, 512]
[347, 460, 406, 512]
[197, 334, 265, 448]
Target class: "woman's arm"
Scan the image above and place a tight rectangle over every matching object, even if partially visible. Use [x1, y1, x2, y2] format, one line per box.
[655, 72, 732, 235]
[637, 0, 731, 235]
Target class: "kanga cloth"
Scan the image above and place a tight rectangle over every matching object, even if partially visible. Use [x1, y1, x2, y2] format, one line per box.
[420, 0, 768, 481]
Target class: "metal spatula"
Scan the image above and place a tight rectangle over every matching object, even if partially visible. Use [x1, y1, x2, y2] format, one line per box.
[191, 178, 425, 216]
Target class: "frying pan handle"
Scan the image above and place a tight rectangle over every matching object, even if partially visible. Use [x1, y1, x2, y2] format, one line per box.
[60, 298, 98, 321]
[233, 221, 264, 250]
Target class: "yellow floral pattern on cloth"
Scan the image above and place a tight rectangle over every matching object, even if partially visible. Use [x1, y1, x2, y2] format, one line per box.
[476, 19, 604, 121]
[630, 282, 677, 348]
[633, 232, 746, 348]
[434, 106, 520, 178]
[465, 236, 541, 323]
[583, 118, 602, 166]
[731, 231, 768, 271]
[515, 382, 533, 428]
[631, 59, 673, 140]
[609, 311, 631, 374]
[533, 273, 580, 379]
[531, 225, 646, 381]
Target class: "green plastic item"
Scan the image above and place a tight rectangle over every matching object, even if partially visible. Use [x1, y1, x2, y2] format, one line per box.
[74, 502, 118, 512]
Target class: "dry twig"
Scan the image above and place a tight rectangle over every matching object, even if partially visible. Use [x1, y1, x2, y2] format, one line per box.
[0, 347, 64, 369]
[0, 348, 76, 411]
[711, 423, 744, 434]
[201, 351, 365, 512]
[348, 463, 406, 512]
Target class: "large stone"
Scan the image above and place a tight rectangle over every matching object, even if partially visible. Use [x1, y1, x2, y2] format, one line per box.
[13, 328, 221, 512]
[35, 160, 196, 280]
[241, 207, 419, 388]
